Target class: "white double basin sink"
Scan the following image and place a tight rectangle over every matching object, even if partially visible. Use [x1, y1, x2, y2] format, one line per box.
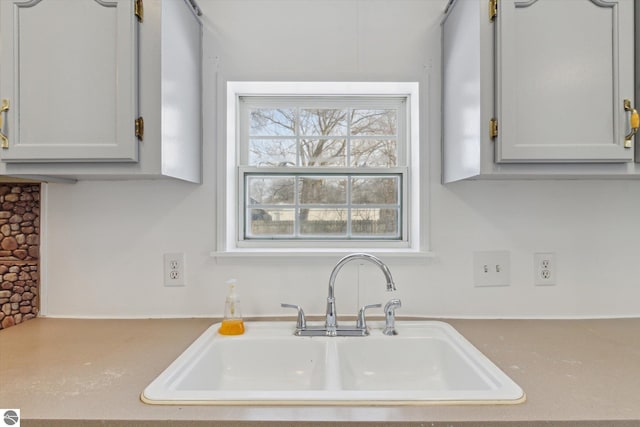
[142, 321, 525, 405]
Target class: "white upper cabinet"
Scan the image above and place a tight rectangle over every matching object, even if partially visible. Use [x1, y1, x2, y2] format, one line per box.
[0, 0, 202, 183]
[496, 0, 635, 163]
[442, 0, 639, 182]
[0, 0, 139, 162]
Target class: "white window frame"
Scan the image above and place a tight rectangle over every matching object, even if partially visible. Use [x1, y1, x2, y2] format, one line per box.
[218, 82, 423, 256]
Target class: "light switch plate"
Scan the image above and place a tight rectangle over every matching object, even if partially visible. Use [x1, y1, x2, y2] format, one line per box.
[473, 251, 510, 287]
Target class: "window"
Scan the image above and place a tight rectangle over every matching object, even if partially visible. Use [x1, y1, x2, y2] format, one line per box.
[221, 82, 421, 253]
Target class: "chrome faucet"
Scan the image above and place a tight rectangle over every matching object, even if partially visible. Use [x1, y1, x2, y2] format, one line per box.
[325, 253, 395, 335]
[281, 253, 397, 337]
[356, 303, 382, 331]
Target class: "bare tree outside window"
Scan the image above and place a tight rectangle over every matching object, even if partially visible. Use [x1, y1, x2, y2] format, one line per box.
[244, 101, 402, 240]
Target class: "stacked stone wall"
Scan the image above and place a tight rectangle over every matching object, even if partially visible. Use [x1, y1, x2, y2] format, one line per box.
[0, 183, 40, 330]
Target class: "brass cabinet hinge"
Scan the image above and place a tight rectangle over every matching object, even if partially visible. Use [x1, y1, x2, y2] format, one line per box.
[135, 0, 143, 22]
[135, 117, 144, 141]
[489, 0, 498, 21]
[624, 99, 639, 148]
[489, 118, 498, 139]
[0, 99, 9, 149]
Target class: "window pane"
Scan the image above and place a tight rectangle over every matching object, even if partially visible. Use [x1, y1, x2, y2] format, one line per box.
[247, 176, 295, 204]
[299, 139, 346, 166]
[298, 176, 347, 204]
[247, 208, 295, 237]
[299, 209, 347, 236]
[351, 208, 399, 237]
[250, 108, 296, 136]
[350, 139, 397, 167]
[249, 139, 297, 166]
[350, 109, 397, 136]
[239, 93, 410, 244]
[300, 109, 348, 136]
[352, 177, 399, 204]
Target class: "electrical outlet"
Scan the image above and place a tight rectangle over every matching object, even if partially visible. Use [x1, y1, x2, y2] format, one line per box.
[473, 251, 510, 287]
[534, 252, 556, 286]
[163, 253, 185, 287]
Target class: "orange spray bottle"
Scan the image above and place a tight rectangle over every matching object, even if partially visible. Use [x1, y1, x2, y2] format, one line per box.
[218, 279, 245, 335]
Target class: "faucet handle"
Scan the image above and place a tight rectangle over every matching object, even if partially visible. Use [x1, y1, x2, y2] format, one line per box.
[281, 303, 307, 329]
[383, 298, 402, 336]
[356, 303, 382, 330]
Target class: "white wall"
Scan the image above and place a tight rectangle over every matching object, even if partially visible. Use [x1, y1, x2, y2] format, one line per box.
[43, 0, 640, 319]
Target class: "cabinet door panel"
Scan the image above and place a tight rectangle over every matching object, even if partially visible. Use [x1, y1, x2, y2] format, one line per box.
[160, 0, 202, 182]
[0, 0, 138, 162]
[496, 0, 634, 163]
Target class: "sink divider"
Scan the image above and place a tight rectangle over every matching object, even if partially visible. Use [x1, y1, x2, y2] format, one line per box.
[323, 340, 342, 390]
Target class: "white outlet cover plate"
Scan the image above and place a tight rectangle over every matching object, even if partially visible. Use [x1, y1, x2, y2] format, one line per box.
[534, 252, 556, 286]
[164, 253, 185, 287]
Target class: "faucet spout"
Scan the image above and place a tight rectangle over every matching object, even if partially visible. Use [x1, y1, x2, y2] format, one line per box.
[325, 253, 396, 333]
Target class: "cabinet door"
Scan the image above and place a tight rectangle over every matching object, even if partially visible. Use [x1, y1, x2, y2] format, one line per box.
[0, 0, 139, 162]
[496, 0, 635, 163]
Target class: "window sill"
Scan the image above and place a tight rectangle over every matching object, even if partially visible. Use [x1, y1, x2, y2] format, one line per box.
[210, 249, 434, 261]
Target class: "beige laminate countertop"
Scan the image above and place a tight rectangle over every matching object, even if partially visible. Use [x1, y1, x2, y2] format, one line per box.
[0, 317, 639, 427]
